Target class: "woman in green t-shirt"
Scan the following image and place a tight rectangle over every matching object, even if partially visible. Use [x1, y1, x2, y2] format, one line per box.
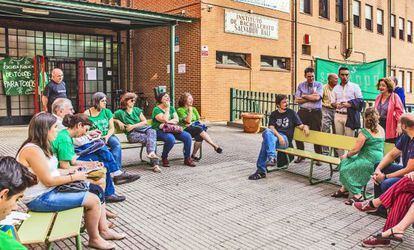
[177, 93, 222, 161]
[152, 92, 195, 167]
[85, 92, 140, 184]
[114, 92, 160, 173]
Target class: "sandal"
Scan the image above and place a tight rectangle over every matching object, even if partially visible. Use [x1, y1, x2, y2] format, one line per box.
[248, 172, 266, 180]
[191, 155, 201, 161]
[344, 195, 364, 205]
[331, 189, 349, 198]
[374, 228, 404, 243]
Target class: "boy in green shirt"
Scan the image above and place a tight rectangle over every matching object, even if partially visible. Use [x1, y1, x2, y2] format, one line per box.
[0, 157, 37, 250]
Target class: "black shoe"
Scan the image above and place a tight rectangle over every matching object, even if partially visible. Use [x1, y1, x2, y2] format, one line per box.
[215, 146, 223, 154]
[248, 172, 266, 180]
[113, 172, 140, 185]
[106, 194, 126, 203]
[294, 157, 304, 163]
[367, 209, 388, 219]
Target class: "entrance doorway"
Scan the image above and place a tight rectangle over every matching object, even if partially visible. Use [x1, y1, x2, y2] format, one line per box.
[48, 59, 79, 112]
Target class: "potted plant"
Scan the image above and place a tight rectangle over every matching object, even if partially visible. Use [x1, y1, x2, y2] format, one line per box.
[241, 113, 263, 133]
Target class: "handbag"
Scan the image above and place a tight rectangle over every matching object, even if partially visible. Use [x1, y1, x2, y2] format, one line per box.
[75, 139, 105, 157]
[132, 125, 152, 133]
[56, 181, 89, 193]
[191, 121, 208, 131]
[86, 168, 107, 181]
[162, 123, 183, 134]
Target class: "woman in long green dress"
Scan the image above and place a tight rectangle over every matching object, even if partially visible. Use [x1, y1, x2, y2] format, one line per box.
[331, 108, 385, 205]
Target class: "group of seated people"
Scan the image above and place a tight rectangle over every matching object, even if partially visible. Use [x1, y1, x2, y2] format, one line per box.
[0, 90, 222, 249]
[249, 92, 414, 247]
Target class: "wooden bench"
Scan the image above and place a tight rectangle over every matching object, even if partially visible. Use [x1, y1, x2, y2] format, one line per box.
[17, 207, 83, 250]
[275, 128, 394, 185]
[114, 120, 202, 164]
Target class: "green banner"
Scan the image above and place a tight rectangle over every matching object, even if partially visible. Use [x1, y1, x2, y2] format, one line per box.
[315, 58, 387, 100]
[0, 57, 35, 96]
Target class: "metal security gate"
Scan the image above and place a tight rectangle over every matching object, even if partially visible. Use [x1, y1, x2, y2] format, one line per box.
[0, 27, 116, 125]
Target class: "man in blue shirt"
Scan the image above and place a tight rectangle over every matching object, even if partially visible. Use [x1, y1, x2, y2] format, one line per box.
[373, 113, 414, 197]
[391, 76, 406, 109]
[294, 67, 323, 164]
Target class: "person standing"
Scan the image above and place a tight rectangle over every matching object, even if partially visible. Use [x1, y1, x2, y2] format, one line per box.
[321, 73, 338, 154]
[294, 67, 323, 164]
[330, 66, 363, 156]
[391, 76, 406, 109]
[374, 77, 404, 143]
[42, 68, 67, 113]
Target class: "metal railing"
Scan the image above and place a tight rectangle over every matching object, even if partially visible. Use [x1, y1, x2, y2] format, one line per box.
[229, 88, 414, 128]
[230, 88, 297, 127]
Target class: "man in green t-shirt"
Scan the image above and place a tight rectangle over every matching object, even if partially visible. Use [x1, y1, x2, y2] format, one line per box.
[0, 157, 37, 249]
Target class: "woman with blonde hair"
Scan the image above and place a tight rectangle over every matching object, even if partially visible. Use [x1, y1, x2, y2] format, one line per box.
[375, 77, 404, 143]
[331, 108, 385, 205]
[177, 92, 222, 161]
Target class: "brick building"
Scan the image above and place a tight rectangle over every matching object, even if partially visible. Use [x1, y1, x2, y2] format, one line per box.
[132, 0, 414, 121]
[1, 0, 413, 124]
[0, 0, 190, 125]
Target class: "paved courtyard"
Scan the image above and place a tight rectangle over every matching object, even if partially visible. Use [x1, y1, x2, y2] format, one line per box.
[1, 124, 413, 249]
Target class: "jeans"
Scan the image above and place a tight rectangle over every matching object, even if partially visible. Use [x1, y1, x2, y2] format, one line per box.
[374, 163, 405, 198]
[156, 130, 192, 159]
[77, 145, 118, 197]
[26, 184, 104, 212]
[256, 129, 289, 174]
[107, 135, 122, 168]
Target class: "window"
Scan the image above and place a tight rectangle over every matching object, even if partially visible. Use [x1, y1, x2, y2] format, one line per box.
[391, 14, 396, 38]
[377, 9, 384, 34]
[300, 0, 312, 14]
[260, 56, 290, 70]
[353, 1, 361, 28]
[302, 44, 312, 55]
[216, 51, 249, 68]
[336, 0, 344, 22]
[408, 21, 413, 42]
[319, 0, 329, 18]
[391, 69, 396, 77]
[407, 71, 413, 93]
[365, 5, 373, 31]
[399, 17, 405, 40]
[399, 70, 405, 90]
[100, 0, 121, 5]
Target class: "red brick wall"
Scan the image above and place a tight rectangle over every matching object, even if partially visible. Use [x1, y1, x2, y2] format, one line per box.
[132, 21, 201, 116]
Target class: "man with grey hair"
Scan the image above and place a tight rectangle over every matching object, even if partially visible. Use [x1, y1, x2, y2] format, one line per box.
[42, 68, 67, 113]
[51, 97, 74, 131]
[321, 73, 338, 154]
[392, 76, 406, 108]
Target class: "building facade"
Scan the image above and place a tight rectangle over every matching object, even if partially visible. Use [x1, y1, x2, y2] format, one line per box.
[0, 0, 189, 125]
[133, 0, 414, 121]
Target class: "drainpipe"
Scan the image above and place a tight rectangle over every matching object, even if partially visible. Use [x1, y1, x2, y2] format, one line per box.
[169, 23, 176, 105]
[293, 0, 298, 93]
[345, 0, 353, 59]
[388, 0, 392, 75]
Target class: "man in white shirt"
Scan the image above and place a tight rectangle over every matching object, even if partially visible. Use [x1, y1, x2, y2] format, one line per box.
[330, 66, 363, 156]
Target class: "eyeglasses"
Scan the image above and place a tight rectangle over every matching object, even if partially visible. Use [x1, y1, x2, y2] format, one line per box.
[100, 99, 107, 103]
[129, 99, 136, 103]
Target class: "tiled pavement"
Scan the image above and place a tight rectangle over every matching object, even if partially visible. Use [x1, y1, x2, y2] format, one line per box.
[1, 124, 413, 249]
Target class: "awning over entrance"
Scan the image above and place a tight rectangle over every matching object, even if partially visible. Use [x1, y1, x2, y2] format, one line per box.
[0, 0, 193, 30]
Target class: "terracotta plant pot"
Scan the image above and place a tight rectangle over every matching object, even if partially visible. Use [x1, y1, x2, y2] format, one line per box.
[241, 113, 264, 133]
